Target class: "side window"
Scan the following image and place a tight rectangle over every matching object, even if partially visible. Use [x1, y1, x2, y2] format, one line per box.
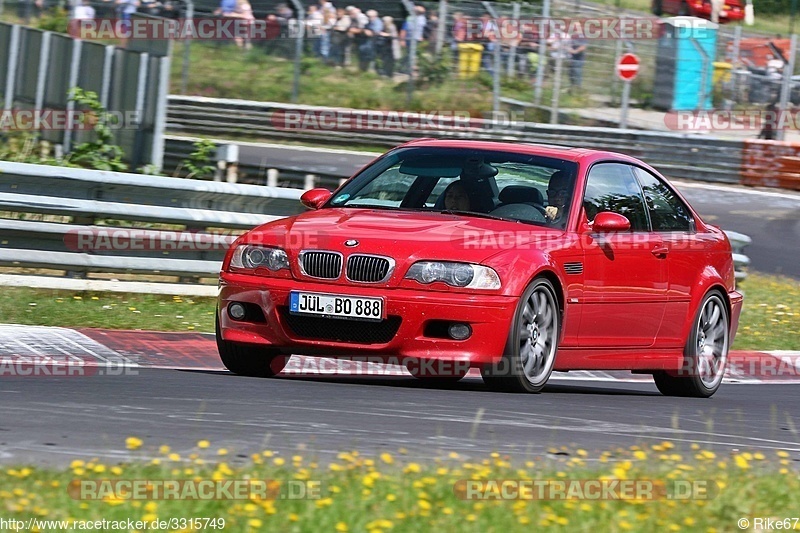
[633, 168, 694, 232]
[583, 163, 649, 232]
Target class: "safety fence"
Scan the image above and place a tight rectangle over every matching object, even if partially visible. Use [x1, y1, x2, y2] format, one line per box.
[166, 95, 749, 185]
[0, 20, 170, 169]
[0, 160, 304, 289]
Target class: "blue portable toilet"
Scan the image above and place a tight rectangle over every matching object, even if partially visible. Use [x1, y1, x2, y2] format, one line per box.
[653, 17, 718, 111]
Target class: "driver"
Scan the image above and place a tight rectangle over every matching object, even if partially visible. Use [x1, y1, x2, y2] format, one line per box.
[544, 170, 572, 226]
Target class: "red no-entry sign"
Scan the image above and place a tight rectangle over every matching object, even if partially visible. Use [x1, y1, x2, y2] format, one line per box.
[616, 53, 640, 82]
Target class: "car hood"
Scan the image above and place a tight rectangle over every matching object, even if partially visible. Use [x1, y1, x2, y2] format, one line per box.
[245, 208, 566, 264]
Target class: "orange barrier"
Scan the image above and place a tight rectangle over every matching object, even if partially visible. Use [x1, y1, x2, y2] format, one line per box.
[742, 140, 800, 191]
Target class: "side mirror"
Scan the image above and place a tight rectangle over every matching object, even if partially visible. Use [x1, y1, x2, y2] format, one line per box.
[300, 188, 332, 210]
[592, 211, 631, 232]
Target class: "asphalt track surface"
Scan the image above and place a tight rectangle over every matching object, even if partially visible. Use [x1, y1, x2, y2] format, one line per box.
[236, 143, 800, 278]
[0, 145, 797, 467]
[2, 368, 800, 466]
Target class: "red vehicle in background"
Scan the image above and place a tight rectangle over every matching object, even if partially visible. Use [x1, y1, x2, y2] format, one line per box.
[652, 0, 745, 22]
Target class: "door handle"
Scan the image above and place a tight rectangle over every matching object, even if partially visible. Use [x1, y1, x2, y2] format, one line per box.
[651, 245, 669, 258]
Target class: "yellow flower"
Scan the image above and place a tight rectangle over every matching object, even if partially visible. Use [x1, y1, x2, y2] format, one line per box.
[248, 519, 262, 528]
[125, 437, 143, 450]
[366, 520, 393, 530]
[70, 460, 85, 469]
[335, 523, 348, 532]
[466, 514, 477, 522]
[315, 498, 333, 508]
[633, 450, 647, 460]
[404, 463, 421, 473]
[217, 448, 229, 456]
[144, 502, 158, 513]
[386, 494, 397, 502]
[159, 445, 171, 454]
[273, 458, 285, 466]
[380, 453, 394, 464]
[168, 453, 181, 462]
[418, 500, 431, 510]
[197, 440, 210, 449]
[734, 455, 749, 469]
[777, 450, 790, 458]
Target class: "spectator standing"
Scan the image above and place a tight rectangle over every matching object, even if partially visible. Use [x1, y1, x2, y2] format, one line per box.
[450, 11, 467, 54]
[318, 5, 337, 59]
[567, 32, 587, 91]
[307, 5, 324, 56]
[330, 8, 351, 66]
[400, 5, 426, 73]
[140, 0, 162, 16]
[479, 13, 497, 74]
[117, 0, 140, 20]
[232, 0, 255, 50]
[377, 15, 400, 77]
[72, 0, 95, 20]
[356, 9, 383, 72]
[547, 29, 570, 78]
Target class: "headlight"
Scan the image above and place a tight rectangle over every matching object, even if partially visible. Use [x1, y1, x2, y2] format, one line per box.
[405, 262, 501, 289]
[230, 245, 290, 271]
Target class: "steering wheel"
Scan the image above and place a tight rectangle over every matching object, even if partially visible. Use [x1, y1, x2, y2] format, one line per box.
[489, 203, 547, 224]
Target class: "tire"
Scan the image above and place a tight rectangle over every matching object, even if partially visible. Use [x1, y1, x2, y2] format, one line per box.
[481, 277, 560, 393]
[653, 290, 729, 398]
[216, 314, 286, 378]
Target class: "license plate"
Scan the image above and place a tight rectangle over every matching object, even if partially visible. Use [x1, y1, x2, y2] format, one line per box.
[289, 291, 384, 321]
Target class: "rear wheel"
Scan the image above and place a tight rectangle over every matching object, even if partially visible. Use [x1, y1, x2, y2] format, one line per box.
[482, 278, 560, 393]
[216, 315, 286, 377]
[654, 290, 729, 398]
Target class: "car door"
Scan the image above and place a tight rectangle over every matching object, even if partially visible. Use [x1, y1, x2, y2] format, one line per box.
[632, 167, 699, 348]
[579, 163, 668, 348]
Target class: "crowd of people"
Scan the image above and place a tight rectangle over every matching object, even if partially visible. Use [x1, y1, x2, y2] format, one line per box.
[56, 0, 591, 87]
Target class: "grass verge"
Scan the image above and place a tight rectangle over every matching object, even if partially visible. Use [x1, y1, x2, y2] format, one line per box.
[0, 272, 796, 350]
[1, 440, 798, 532]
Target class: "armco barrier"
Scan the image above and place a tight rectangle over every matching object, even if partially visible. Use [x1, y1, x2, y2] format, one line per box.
[0, 160, 750, 292]
[166, 96, 745, 186]
[0, 161, 304, 286]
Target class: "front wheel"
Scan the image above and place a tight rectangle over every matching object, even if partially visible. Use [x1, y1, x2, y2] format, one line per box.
[216, 315, 287, 377]
[654, 290, 729, 398]
[482, 278, 560, 393]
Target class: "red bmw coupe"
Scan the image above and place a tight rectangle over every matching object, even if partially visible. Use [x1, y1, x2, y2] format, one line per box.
[217, 140, 742, 397]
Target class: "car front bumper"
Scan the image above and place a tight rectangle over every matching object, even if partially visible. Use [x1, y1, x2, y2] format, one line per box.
[218, 273, 518, 365]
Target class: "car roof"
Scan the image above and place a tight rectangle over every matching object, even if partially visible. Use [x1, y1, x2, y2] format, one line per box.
[397, 138, 632, 163]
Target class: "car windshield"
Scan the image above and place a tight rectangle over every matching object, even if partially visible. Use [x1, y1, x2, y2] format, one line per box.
[327, 147, 578, 228]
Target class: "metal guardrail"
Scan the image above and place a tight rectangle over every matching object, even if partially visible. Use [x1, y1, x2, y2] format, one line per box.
[166, 95, 745, 186]
[725, 230, 752, 281]
[0, 161, 304, 282]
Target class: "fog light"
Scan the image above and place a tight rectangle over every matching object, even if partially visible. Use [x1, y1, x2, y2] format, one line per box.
[228, 302, 246, 321]
[448, 323, 472, 340]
